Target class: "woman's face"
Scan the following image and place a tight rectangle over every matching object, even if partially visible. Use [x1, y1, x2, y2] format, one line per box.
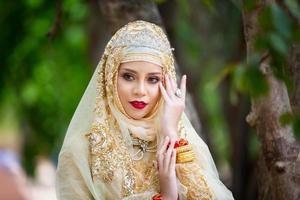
[117, 61, 162, 120]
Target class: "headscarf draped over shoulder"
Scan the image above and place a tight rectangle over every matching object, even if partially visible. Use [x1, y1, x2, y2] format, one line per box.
[56, 20, 234, 200]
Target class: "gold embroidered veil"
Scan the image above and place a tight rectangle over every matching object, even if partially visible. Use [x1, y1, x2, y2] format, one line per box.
[56, 20, 234, 200]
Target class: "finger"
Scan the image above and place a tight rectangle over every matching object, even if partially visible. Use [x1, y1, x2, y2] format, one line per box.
[169, 149, 176, 171]
[157, 137, 170, 171]
[157, 136, 166, 155]
[180, 75, 187, 100]
[159, 82, 171, 102]
[157, 136, 170, 156]
[157, 152, 164, 171]
[170, 75, 177, 92]
[165, 74, 174, 98]
[156, 137, 166, 170]
[163, 139, 175, 172]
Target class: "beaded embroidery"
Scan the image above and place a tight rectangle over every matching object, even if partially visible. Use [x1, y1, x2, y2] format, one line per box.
[86, 21, 177, 198]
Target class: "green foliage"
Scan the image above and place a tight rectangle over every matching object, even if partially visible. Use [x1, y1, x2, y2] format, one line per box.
[154, 0, 167, 4]
[0, 0, 91, 175]
[172, 0, 242, 167]
[208, 61, 269, 100]
[254, 3, 300, 139]
[175, 16, 202, 67]
[233, 65, 269, 98]
[280, 112, 294, 126]
[255, 4, 298, 85]
[280, 112, 300, 140]
[199, 61, 231, 164]
[176, 0, 192, 16]
[201, 0, 216, 12]
[286, 0, 300, 20]
[294, 116, 300, 139]
[243, 0, 260, 12]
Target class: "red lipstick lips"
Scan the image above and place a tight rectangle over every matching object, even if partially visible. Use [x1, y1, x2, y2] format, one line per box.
[130, 101, 148, 109]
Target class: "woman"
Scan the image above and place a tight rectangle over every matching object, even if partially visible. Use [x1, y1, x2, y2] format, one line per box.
[56, 20, 234, 200]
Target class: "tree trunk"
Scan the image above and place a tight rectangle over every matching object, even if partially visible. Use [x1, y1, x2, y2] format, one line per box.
[287, 44, 300, 111]
[97, 0, 202, 135]
[242, 1, 300, 200]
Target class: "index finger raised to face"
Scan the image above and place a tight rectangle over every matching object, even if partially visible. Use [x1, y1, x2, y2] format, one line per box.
[180, 75, 187, 100]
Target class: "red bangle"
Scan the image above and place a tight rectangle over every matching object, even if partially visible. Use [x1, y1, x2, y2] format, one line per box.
[152, 193, 163, 200]
[174, 138, 189, 148]
[167, 138, 189, 149]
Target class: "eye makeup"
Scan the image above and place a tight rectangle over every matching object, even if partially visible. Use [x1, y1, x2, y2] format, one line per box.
[120, 71, 161, 84]
[121, 72, 135, 81]
[147, 76, 161, 84]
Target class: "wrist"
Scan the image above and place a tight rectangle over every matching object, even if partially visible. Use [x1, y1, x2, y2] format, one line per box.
[161, 128, 178, 140]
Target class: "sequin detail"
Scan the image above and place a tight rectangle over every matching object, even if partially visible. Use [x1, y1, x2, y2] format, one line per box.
[176, 162, 214, 200]
[86, 20, 179, 198]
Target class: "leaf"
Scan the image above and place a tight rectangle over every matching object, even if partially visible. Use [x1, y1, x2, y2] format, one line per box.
[271, 4, 292, 41]
[269, 32, 289, 56]
[258, 6, 272, 32]
[233, 66, 269, 98]
[279, 113, 300, 140]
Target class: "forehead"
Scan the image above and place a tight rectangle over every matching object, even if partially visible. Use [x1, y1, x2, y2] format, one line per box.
[119, 61, 162, 74]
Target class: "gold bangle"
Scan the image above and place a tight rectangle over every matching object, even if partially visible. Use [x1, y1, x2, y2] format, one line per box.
[176, 151, 195, 163]
[176, 155, 195, 163]
[176, 145, 193, 154]
[177, 152, 195, 158]
[177, 149, 195, 157]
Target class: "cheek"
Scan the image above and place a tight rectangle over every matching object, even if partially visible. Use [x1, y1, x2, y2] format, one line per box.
[148, 85, 160, 101]
[117, 78, 130, 101]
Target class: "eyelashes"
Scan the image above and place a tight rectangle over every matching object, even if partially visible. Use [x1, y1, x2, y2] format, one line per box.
[148, 76, 160, 84]
[122, 73, 134, 81]
[121, 72, 161, 84]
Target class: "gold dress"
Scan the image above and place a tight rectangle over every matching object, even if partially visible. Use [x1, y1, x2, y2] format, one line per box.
[56, 21, 234, 200]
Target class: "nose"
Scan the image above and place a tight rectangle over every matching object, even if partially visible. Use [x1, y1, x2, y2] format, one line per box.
[133, 81, 146, 96]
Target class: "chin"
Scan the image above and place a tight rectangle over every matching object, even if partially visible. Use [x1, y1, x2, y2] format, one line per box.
[128, 111, 148, 120]
[130, 114, 146, 120]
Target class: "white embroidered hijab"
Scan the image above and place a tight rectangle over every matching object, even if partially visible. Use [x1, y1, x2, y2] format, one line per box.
[56, 20, 234, 200]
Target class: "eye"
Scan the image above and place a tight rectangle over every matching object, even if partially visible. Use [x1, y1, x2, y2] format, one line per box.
[148, 76, 160, 84]
[122, 73, 134, 81]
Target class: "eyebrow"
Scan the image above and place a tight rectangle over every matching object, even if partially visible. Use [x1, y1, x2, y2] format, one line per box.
[122, 68, 162, 75]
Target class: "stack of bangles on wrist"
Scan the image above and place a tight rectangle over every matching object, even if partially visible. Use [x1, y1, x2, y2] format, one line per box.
[174, 138, 195, 163]
[152, 139, 195, 199]
[166, 138, 195, 163]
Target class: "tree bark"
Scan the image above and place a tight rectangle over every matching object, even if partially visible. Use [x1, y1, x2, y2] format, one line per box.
[97, 0, 202, 135]
[242, 1, 300, 199]
[287, 44, 300, 111]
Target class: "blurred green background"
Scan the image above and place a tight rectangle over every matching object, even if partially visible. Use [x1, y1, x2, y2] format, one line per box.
[1, 0, 300, 199]
[1, 0, 92, 175]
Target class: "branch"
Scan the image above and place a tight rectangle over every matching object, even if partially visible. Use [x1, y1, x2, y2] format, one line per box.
[47, 0, 63, 39]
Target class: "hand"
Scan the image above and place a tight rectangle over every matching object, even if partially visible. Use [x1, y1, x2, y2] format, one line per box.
[157, 136, 178, 200]
[159, 74, 187, 140]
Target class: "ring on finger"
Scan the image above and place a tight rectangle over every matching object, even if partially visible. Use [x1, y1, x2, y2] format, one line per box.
[175, 88, 182, 98]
